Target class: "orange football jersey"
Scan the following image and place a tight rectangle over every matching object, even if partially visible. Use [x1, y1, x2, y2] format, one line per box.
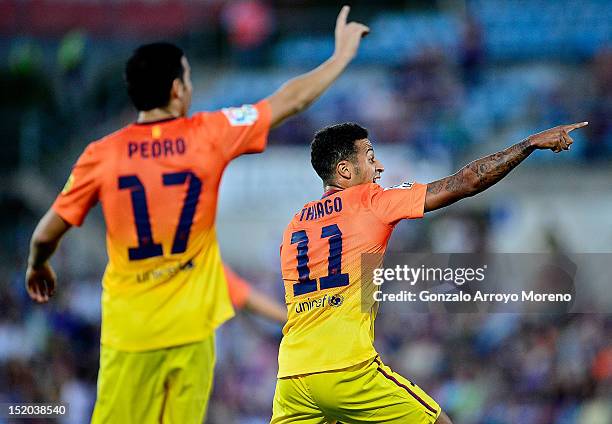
[53, 101, 271, 351]
[278, 182, 427, 377]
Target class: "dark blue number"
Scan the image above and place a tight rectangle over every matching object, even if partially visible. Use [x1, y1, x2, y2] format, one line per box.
[163, 171, 202, 254]
[118, 175, 163, 260]
[319, 224, 349, 290]
[290, 224, 349, 296]
[290, 231, 317, 296]
[119, 171, 202, 260]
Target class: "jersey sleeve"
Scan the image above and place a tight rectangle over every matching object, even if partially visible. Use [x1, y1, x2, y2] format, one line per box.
[224, 264, 252, 309]
[204, 100, 271, 161]
[52, 143, 101, 226]
[368, 182, 427, 225]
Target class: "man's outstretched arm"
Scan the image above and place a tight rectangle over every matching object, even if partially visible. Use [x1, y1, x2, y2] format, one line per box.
[424, 122, 588, 212]
[26, 210, 71, 303]
[244, 288, 287, 324]
[225, 264, 287, 324]
[266, 6, 369, 127]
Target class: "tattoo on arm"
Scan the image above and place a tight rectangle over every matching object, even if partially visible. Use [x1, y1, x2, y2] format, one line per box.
[465, 138, 535, 191]
[425, 138, 534, 211]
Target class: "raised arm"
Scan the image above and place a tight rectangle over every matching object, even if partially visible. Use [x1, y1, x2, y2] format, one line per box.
[25, 210, 71, 303]
[266, 6, 369, 127]
[424, 122, 588, 212]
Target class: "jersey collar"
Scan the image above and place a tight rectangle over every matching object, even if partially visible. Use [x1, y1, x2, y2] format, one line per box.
[134, 116, 179, 126]
[321, 188, 342, 199]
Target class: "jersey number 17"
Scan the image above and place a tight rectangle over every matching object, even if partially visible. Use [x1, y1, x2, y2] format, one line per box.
[119, 171, 201, 261]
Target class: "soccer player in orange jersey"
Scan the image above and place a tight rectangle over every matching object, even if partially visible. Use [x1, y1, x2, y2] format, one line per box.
[24, 7, 367, 423]
[273, 121, 588, 424]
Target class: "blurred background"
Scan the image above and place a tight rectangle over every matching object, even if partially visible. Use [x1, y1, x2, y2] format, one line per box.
[0, 0, 611, 423]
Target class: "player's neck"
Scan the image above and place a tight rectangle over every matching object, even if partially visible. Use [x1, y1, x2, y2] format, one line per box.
[137, 106, 181, 124]
[323, 184, 345, 195]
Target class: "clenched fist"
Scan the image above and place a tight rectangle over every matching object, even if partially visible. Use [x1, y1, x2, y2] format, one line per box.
[26, 263, 56, 303]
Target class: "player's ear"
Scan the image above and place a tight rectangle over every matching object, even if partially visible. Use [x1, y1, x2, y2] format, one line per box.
[337, 160, 351, 180]
[171, 78, 184, 100]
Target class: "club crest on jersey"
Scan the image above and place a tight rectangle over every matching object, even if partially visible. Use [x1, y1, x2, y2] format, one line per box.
[384, 181, 415, 190]
[221, 104, 258, 126]
[329, 294, 344, 307]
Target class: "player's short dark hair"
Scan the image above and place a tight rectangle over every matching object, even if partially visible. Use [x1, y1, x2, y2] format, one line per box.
[311, 122, 368, 185]
[125, 42, 185, 111]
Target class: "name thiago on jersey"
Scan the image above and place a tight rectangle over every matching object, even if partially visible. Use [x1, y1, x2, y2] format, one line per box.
[299, 197, 342, 221]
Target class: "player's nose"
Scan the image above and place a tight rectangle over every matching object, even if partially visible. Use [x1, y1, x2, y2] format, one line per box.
[376, 160, 384, 172]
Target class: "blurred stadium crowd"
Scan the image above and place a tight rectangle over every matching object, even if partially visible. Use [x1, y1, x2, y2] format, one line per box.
[0, 1, 610, 423]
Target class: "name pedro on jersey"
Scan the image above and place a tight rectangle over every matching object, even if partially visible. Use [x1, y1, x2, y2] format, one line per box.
[299, 197, 342, 221]
[128, 138, 186, 159]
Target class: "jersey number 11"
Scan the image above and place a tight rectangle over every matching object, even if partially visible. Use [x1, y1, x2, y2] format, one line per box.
[290, 224, 349, 296]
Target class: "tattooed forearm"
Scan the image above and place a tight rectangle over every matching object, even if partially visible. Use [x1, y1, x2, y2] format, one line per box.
[425, 138, 535, 211]
[426, 169, 471, 195]
[462, 138, 534, 193]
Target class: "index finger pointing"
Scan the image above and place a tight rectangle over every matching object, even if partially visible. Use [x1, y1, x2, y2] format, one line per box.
[565, 121, 588, 132]
[336, 5, 350, 29]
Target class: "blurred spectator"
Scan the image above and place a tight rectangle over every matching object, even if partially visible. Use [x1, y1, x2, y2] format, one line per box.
[57, 30, 86, 78]
[57, 30, 87, 116]
[459, 16, 485, 87]
[584, 47, 612, 159]
[221, 0, 275, 66]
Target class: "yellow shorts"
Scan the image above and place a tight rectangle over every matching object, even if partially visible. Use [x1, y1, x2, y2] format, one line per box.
[271, 356, 441, 424]
[91, 334, 215, 424]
